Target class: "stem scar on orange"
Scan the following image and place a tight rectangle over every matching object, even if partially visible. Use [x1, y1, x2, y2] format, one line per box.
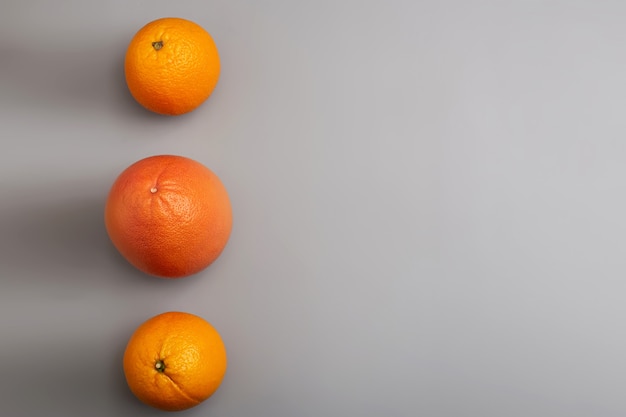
[104, 155, 233, 279]
[123, 311, 228, 412]
[124, 17, 221, 115]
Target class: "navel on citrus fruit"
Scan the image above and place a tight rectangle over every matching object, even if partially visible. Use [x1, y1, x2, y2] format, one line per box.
[124, 17, 220, 115]
[104, 155, 232, 278]
[123, 311, 228, 411]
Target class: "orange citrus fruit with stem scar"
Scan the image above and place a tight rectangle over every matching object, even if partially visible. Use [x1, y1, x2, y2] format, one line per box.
[123, 311, 228, 411]
[124, 17, 221, 115]
[104, 155, 232, 278]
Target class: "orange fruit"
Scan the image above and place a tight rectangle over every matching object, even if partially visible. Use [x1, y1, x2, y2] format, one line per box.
[124, 17, 221, 115]
[104, 155, 232, 278]
[123, 311, 228, 411]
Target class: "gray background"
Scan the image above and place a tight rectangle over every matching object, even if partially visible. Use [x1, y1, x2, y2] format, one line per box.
[1, 0, 625, 416]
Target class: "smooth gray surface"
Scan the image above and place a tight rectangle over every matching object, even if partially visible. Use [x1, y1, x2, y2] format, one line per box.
[2, 0, 626, 416]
